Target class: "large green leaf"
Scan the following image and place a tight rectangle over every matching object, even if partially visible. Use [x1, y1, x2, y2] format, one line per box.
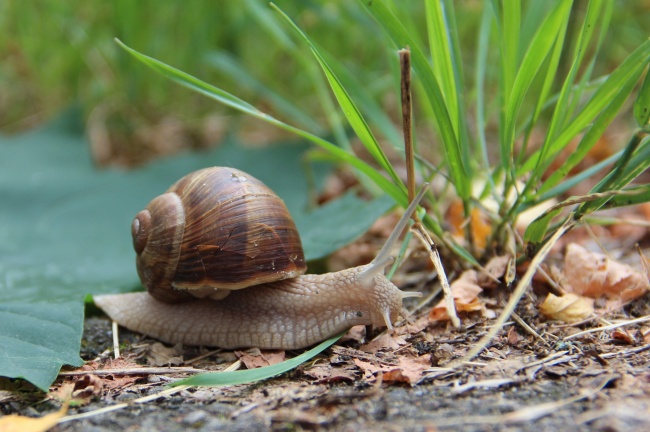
[0, 108, 395, 390]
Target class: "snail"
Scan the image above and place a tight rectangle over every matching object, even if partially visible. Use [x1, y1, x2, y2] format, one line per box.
[94, 167, 426, 350]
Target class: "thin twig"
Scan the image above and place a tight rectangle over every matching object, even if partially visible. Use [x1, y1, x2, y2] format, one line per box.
[399, 47, 415, 203]
[112, 321, 120, 359]
[458, 220, 574, 364]
[411, 223, 460, 328]
[563, 315, 650, 340]
[511, 312, 550, 347]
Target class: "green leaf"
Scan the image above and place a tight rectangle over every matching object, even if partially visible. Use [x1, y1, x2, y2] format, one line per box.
[172, 332, 342, 387]
[0, 301, 84, 392]
[295, 192, 394, 261]
[0, 108, 394, 390]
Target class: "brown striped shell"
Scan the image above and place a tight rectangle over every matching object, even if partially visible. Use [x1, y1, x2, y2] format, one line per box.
[131, 167, 306, 303]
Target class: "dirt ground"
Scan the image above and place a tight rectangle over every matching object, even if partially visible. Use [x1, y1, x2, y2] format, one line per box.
[3, 302, 649, 432]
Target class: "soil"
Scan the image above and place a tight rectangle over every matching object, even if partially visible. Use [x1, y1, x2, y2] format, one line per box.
[3, 302, 649, 432]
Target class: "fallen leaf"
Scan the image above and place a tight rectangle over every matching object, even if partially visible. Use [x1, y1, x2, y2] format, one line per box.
[360, 333, 407, 354]
[610, 330, 635, 344]
[147, 342, 184, 366]
[446, 201, 492, 250]
[429, 270, 486, 321]
[235, 349, 285, 369]
[477, 255, 512, 288]
[303, 364, 357, 383]
[0, 402, 67, 432]
[540, 293, 594, 323]
[354, 354, 431, 385]
[563, 243, 650, 303]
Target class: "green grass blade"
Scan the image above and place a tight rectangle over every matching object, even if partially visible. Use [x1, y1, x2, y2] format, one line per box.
[204, 51, 323, 132]
[114, 39, 406, 207]
[577, 133, 650, 215]
[634, 65, 650, 127]
[524, 39, 650, 177]
[539, 71, 638, 195]
[531, 150, 623, 206]
[270, 3, 404, 190]
[526, 1, 606, 186]
[171, 333, 342, 387]
[603, 184, 650, 209]
[502, 0, 572, 176]
[362, 0, 470, 201]
[425, 0, 460, 137]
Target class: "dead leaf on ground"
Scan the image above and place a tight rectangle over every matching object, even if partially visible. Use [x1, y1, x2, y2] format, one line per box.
[354, 354, 431, 385]
[563, 243, 650, 307]
[429, 270, 487, 321]
[360, 333, 407, 354]
[235, 348, 285, 369]
[540, 293, 594, 323]
[303, 364, 358, 383]
[147, 342, 184, 366]
[0, 402, 67, 432]
[446, 200, 492, 251]
[477, 255, 512, 288]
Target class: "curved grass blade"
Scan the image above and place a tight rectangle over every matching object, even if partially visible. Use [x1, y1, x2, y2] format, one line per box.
[204, 50, 323, 132]
[270, 3, 404, 191]
[171, 333, 342, 387]
[362, 0, 470, 201]
[114, 39, 406, 207]
[522, 39, 650, 176]
[501, 0, 572, 179]
[634, 65, 650, 127]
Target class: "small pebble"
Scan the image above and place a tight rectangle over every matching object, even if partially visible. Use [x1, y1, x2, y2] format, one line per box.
[182, 410, 208, 426]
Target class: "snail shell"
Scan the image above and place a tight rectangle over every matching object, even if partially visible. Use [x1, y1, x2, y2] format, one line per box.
[131, 167, 306, 303]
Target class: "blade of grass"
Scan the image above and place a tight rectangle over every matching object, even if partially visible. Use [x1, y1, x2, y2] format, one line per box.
[270, 3, 404, 191]
[114, 39, 407, 207]
[171, 332, 342, 387]
[634, 65, 650, 127]
[577, 133, 650, 215]
[522, 39, 650, 177]
[204, 50, 323, 132]
[501, 0, 572, 185]
[538, 70, 638, 195]
[425, 0, 460, 138]
[362, 0, 470, 201]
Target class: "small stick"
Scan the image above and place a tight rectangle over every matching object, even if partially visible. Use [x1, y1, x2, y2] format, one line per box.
[399, 47, 415, 203]
[399, 46, 458, 328]
[112, 320, 120, 359]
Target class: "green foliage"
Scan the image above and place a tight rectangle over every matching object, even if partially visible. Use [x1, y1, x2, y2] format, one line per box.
[0, 109, 391, 390]
[115, 1, 649, 256]
[173, 333, 342, 387]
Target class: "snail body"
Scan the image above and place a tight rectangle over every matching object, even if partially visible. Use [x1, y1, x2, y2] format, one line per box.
[94, 167, 424, 350]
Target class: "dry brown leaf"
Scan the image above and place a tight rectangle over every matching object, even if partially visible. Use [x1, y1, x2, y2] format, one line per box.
[235, 349, 285, 369]
[303, 364, 357, 383]
[354, 354, 431, 385]
[564, 243, 650, 302]
[540, 293, 594, 323]
[360, 333, 407, 354]
[429, 270, 485, 321]
[0, 403, 67, 432]
[477, 255, 512, 288]
[446, 201, 492, 250]
[146, 342, 183, 366]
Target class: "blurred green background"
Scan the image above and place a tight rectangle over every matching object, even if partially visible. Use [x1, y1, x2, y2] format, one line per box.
[1, 0, 648, 166]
